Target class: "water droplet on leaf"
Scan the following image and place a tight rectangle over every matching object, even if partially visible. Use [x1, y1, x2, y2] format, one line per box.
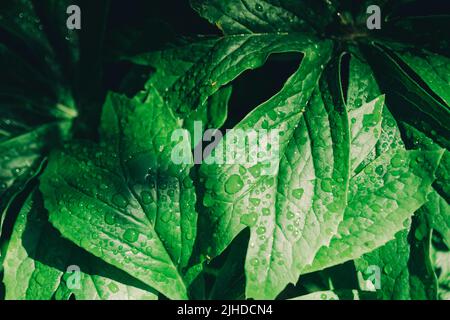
[224, 174, 244, 194]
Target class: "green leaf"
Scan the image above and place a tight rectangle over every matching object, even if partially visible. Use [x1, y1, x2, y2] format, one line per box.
[343, 57, 446, 292]
[393, 50, 450, 106]
[407, 207, 438, 300]
[423, 192, 450, 248]
[348, 95, 384, 172]
[400, 123, 449, 246]
[349, 52, 427, 300]
[401, 122, 449, 202]
[355, 209, 439, 300]
[196, 42, 334, 299]
[2, 190, 157, 300]
[130, 34, 333, 137]
[305, 149, 442, 273]
[195, 47, 430, 299]
[40, 90, 198, 299]
[0, 122, 70, 237]
[345, 48, 405, 165]
[190, 0, 336, 35]
[355, 228, 412, 300]
[355, 120, 449, 300]
[362, 43, 450, 134]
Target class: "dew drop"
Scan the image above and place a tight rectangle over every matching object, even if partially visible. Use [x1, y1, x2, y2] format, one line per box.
[292, 188, 304, 200]
[390, 155, 405, 168]
[250, 258, 260, 266]
[123, 229, 139, 243]
[250, 198, 261, 206]
[224, 174, 244, 194]
[108, 282, 119, 293]
[240, 213, 257, 227]
[321, 178, 333, 192]
[112, 194, 128, 208]
[248, 165, 261, 178]
[384, 264, 393, 274]
[256, 226, 266, 235]
[375, 165, 384, 176]
[105, 212, 116, 225]
[141, 191, 153, 205]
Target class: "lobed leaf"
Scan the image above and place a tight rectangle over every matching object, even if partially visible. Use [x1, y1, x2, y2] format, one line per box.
[40, 90, 197, 299]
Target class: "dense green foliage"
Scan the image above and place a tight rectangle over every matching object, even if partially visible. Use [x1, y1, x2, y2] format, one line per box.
[0, 0, 449, 300]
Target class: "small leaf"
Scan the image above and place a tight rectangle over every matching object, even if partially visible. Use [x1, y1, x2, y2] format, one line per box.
[197, 45, 341, 299]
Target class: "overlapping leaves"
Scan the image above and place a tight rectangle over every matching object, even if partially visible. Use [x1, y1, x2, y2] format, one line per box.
[1, 0, 449, 300]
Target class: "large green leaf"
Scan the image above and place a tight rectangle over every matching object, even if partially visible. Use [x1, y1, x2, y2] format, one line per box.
[353, 102, 448, 300]
[196, 42, 442, 300]
[305, 55, 442, 279]
[129, 34, 333, 141]
[196, 41, 334, 299]
[3, 190, 157, 300]
[40, 90, 197, 300]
